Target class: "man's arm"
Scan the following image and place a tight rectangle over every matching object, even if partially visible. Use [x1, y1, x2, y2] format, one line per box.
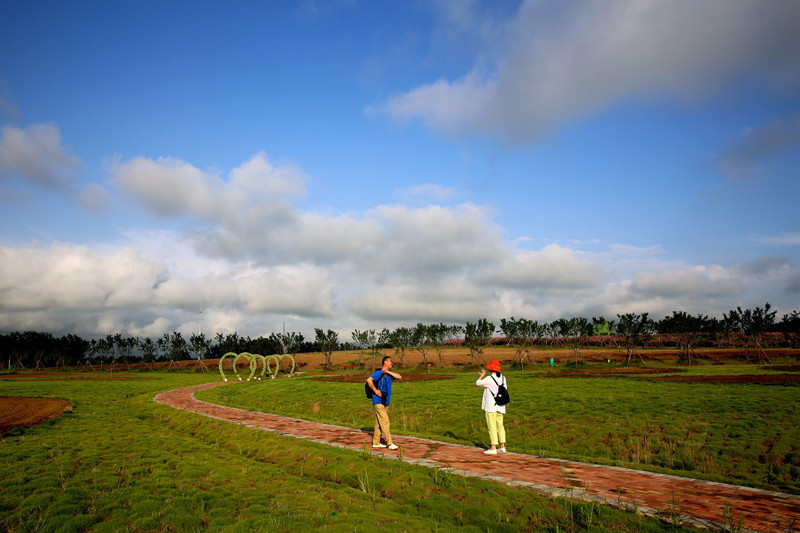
[386, 370, 402, 380]
[366, 376, 383, 397]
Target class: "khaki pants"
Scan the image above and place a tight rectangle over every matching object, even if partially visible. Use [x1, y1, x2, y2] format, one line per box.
[372, 403, 393, 445]
[485, 411, 506, 446]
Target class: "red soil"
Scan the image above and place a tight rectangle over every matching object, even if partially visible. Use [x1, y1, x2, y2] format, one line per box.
[313, 373, 454, 383]
[1, 372, 153, 381]
[0, 396, 72, 435]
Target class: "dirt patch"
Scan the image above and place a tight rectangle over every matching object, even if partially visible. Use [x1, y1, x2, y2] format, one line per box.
[288, 347, 800, 370]
[0, 396, 72, 435]
[763, 365, 800, 372]
[1, 372, 154, 381]
[643, 374, 800, 385]
[312, 373, 455, 383]
[538, 368, 683, 377]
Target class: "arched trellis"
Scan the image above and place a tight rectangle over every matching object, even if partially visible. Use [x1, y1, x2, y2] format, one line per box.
[218, 352, 296, 382]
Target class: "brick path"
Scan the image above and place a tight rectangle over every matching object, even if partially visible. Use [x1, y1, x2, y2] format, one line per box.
[155, 382, 800, 532]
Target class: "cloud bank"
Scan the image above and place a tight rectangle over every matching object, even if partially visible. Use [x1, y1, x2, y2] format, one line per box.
[1, 150, 797, 339]
[377, 0, 800, 143]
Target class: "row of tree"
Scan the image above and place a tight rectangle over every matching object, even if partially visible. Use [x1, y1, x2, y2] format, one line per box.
[0, 330, 314, 372]
[1, 304, 797, 370]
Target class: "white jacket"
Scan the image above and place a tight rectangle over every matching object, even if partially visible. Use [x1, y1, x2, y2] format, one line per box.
[476, 373, 507, 414]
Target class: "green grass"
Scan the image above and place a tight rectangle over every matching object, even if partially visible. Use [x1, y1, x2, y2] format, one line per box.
[0, 372, 695, 532]
[200, 360, 800, 494]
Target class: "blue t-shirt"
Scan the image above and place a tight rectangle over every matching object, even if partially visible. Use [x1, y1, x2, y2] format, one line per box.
[369, 370, 393, 405]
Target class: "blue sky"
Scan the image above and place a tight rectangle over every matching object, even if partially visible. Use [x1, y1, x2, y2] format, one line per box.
[1, 0, 798, 340]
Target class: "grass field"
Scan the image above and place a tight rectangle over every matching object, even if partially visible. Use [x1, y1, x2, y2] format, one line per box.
[0, 372, 703, 532]
[200, 359, 800, 495]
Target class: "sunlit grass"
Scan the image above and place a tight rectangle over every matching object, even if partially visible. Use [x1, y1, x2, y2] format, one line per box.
[0, 372, 696, 532]
[201, 359, 800, 493]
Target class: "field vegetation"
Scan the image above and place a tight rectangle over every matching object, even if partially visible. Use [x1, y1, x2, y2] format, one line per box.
[1, 372, 702, 532]
[200, 357, 800, 495]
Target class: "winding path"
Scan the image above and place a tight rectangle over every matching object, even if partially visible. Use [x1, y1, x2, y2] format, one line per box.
[155, 382, 800, 532]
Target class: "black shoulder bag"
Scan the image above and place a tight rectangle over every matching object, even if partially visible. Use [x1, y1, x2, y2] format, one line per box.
[365, 372, 386, 399]
[491, 375, 510, 406]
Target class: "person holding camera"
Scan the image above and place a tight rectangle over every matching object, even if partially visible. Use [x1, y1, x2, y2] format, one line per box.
[476, 359, 507, 455]
[366, 355, 403, 450]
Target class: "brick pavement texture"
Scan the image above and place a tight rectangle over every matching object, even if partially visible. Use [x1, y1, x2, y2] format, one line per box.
[155, 382, 800, 532]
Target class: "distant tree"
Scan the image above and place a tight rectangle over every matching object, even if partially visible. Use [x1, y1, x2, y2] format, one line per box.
[189, 333, 211, 372]
[411, 323, 431, 365]
[778, 311, 800, 349]
[500, 317, 536, 368]
[101, 334, 118, 371]
[464, 318, 494, 366]
[616, 313, 654, 366]
[519, 318, 544, 366]
[730, 303, 777, 363]
[157, 334, 169, 363]
[9, 331, 57, 371]
[84, 338, 100, 369]
[718, 311, 740, 349]
[427, 323, 448, 366]
[362, 328, 390, 370]
[314, 328, 339, 370]
[165, 332, 188, 371]
[550, 318, 568, 348]
[551, 317, 590, 364]
[212, 332, 242, 358]
[61, 334, 89, 368]
[351, 329, 372, 366]
[541, 321, 554, 346]
[138, 338, 157, 370]
[569, 317, 592, 364]
[591, 316, 612, 336]
[592, 316, 617, 348]
[389, 327, 412, 367]
[115, 335, 138, 369]
[657, 311, 713, 365]
[499, 317, 521, 360]
[279, 331, 304, 356]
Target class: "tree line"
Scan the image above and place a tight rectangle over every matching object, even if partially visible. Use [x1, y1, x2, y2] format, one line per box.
[1, 304, 798, 370]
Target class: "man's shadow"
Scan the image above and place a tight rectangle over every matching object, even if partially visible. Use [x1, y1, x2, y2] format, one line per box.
[444, 430, 484, 448]
[357, 429, 483, 449]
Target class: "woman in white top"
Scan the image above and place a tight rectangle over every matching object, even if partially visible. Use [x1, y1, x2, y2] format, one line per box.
[476, 359, 507, 455]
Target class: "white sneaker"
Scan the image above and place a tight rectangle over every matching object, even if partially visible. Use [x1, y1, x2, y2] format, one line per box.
[483, 449, 498, 455]
[387, 444, 399, 451]
[499, 447, 507, 453]
[372, 443, 387, 448]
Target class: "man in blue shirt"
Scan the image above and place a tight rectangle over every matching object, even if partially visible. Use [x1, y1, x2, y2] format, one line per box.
[366, 355, 403, 450]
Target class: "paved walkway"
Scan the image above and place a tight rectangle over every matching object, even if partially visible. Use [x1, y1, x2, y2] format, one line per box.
[155, 382, 800, 532]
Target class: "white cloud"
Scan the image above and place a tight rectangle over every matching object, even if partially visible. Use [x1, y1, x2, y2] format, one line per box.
[0, 123, 82, 188]
[0, 240, 337, 336]
[632, 267, 742, 298]
[2, 150, 798, 339]
[478, 244, 602, 290]
[362, 203, 504, 279]
[348, 280, 500, 323]
[110, 155, 227, 218]
[378, 0, 800, 143]
[110, 152, 375, 265]
[0, 243, 166, 312]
